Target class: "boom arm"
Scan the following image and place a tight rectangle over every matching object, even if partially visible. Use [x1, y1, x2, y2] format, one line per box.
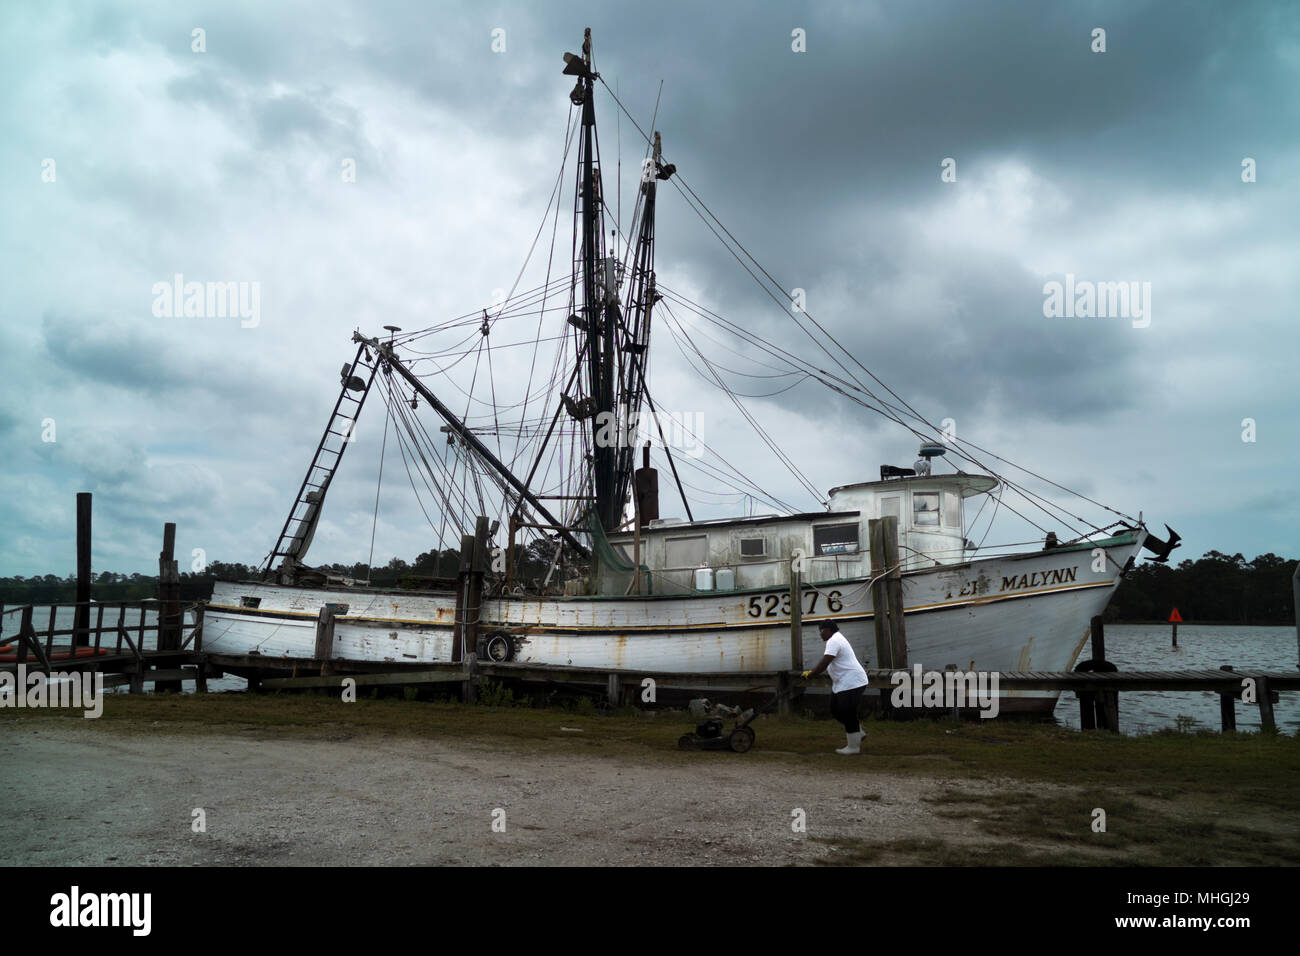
[357, 332, 591, 559]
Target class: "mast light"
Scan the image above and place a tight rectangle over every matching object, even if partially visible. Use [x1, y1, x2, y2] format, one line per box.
[562, 52, 590, 78]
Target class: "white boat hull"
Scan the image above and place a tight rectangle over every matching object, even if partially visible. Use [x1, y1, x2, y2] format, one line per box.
[203, 532, 1145, 714]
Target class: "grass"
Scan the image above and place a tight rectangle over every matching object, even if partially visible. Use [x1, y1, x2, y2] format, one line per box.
[3, 692, 1295, 786]
[813, 785, 1300, 866]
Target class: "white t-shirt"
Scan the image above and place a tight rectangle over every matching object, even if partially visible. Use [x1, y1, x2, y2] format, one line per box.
[823, 632, 868, 693]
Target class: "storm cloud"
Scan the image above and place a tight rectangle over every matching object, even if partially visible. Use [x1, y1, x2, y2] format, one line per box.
[1, 0, 1296, 575]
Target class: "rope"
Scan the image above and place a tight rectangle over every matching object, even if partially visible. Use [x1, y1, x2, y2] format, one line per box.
[364, 405, 390, 585]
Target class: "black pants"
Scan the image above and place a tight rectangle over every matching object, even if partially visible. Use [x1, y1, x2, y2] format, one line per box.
[830, 684, 867, 734]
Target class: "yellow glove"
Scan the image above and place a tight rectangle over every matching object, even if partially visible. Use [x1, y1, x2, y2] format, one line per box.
[801, 670, 811, 679]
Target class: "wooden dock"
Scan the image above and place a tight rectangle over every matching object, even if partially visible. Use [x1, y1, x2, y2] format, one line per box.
[0, 600, 212, 693]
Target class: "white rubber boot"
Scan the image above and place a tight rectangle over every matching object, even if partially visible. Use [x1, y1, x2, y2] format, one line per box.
[836, 731, 863, 755]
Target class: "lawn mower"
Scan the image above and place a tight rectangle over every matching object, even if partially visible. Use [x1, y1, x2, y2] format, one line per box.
[676, 688, 785, 753]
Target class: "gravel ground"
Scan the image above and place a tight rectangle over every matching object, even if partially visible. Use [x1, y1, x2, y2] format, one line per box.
[0, 722, 1027, 866]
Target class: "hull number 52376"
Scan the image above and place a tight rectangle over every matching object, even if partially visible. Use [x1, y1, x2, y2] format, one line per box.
[746, 590, 843, 619]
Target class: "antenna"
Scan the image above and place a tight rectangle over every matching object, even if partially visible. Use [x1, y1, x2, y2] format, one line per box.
[617, 77, 621, 236]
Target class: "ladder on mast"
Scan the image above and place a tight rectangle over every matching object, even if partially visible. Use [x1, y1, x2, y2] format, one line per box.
[262, 342, 379, 580]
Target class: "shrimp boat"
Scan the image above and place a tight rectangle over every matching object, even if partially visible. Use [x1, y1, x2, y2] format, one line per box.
[203, 31, 1179, 713]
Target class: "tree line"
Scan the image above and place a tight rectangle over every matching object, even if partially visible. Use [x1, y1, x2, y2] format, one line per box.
[0, 540, 562, 606]
[1106, 551, 1296, 624]
[1, 548, 1294, 625]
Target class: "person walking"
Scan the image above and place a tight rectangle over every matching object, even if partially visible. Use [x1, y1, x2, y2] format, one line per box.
[803, 620, 869, 754]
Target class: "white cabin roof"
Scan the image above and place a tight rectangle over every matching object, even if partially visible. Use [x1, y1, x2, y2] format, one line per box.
[828, 473, 998, 500]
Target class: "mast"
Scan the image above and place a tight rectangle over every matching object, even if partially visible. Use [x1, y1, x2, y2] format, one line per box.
[615, 130, 674, 520]
[566, 29, 620, 533]
[564, 31, 676, 534]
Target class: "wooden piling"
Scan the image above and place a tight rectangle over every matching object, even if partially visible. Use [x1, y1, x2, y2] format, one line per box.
[776, 670, 791, 717]
[607, 672, 620, 708]
[17, 606, 33, 665]
[194, 605, 209, 693]
[1097, 686, 1120, 733]
[1091, 617, 1118, 732]
[1293, 560, 1300, 669]
[1090, 616, 1105, 661]
[462, 655, 478, 704]
[1219, 665, 1236, 732]
[867, 519, 893, 717]
[314, 606, 337, 676]
[1256, 676, 1276, 732]
[868, 519, 889, 665]
[1076, 618, 1118, 731]
[1077, 687, 1096, 730]
[451, 532, 475, 663]
[880, 515, 908, 668]
[74, 493, 91, 647]
[466, 516, 490, 658]
[789, 567, 803, 671]
[156, 522, 183, 692]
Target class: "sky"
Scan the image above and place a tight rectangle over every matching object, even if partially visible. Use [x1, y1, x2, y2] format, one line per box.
[1, 0, 1297, 577]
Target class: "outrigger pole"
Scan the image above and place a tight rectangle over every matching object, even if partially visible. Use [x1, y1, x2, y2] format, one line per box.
[355, 332, 591, 559]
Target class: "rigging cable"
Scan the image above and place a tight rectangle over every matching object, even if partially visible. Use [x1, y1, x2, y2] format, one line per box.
[594, 75, 1136, 538]
[364, 399, 391, 585]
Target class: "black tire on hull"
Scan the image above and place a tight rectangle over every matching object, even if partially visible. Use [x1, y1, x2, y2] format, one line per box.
[477, 631, 514, 662]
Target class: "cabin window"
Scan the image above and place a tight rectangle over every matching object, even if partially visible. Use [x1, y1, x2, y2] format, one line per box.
[739, 537, 767, 558]
[240, 596, 261, 609]
[813, 523, 859, 555]
[913, 492, 940, 527]
[665, 534, 708, 568]
[943, 492, 960, 529]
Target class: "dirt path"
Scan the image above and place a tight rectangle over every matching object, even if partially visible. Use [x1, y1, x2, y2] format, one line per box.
[0, 722, 1037, 866]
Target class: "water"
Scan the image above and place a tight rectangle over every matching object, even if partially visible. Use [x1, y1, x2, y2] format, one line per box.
[1054, 624, 1299, 735]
